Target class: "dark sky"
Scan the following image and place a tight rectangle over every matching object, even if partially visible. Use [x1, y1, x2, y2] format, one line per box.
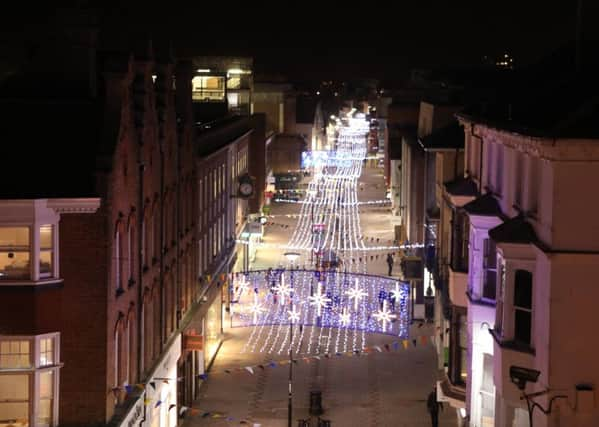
[1, 1, 597, 86]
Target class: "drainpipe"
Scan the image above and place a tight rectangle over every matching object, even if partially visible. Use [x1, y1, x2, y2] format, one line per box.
[175, 91, 182, 329]
[137, 138, 145, 381]
[159, 116, 166, 349]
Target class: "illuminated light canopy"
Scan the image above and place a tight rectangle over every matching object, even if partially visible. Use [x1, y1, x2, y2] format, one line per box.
[196, 68, 211, 73]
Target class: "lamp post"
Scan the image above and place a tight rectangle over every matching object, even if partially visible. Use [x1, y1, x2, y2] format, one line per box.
[284, 252, 300, 427]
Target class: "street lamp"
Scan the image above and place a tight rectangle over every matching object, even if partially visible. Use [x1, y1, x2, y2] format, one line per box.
[283, 252, 300, 427]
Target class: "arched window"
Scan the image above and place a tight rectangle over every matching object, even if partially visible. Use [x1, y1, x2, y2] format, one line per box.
[514, 270, 533, 345]
[114, 220, 125, 292]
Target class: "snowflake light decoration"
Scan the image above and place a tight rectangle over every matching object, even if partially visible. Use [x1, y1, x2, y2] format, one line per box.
[273, 274, 292, 305]
[346, 278, 368, 311]
[339, 307, 350, 326]
[288, 307, 301, 323]
[372, 300, 396, 333]
[236, 275, 249, 296]
[249, 293, 265, 324]
[308, 282, 331, 316]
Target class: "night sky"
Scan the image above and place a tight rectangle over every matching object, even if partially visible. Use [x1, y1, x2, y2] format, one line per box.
[1, 1, 597, 86]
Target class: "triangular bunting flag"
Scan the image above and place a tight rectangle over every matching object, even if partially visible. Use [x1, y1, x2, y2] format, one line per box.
[155, 400, 162, 408]
[402, 340, 409, 349]
[245, 366, 254, 375]
[420, 336, 428, 345]
[412, 339, 417, 347]
[392, 342, 400, 351]
[179, 406, 189, 416]
[168, 404, 176, 411]
[384, 344, 390, 352]
[198, 374, 208, 380]
[149, 381, 156, 390]
[374, 346, 383, 352]
[144, 398, 151, 406]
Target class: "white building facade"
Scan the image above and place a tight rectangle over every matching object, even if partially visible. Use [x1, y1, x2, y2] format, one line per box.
[459, 115, 599, 427]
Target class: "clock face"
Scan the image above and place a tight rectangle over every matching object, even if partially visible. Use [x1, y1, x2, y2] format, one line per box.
[239, 182, 253, 196]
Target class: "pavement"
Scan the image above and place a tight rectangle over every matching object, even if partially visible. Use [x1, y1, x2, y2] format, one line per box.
[182, 162, 457, 427]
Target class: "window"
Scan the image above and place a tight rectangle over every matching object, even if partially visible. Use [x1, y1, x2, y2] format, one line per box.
[38, 371, 53, 426]
[126, 225, 133, 283]
[0, 374, 29, 427]
[495, 260, 506, 335]
[0, 341, 31, 369]
[0, 227, 30, 280]
[114, 229, 123, 291]
[458, 314, 467, 384]
[480, 353, 495, 424]
[39, 338, 53, 367]
[39, 225, 53, 278]
[482, 238, 497, 300]
[114, 331, 120, 390]
[514, 270, 533, 346]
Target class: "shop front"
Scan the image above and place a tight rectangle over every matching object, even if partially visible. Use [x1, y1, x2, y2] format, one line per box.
[119, 335, 181, 427]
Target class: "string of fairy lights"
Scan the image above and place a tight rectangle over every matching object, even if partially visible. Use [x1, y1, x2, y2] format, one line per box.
[233, 115, 411, 356]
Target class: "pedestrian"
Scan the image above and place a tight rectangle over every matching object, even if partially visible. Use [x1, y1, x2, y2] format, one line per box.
[386, 253, 394, 276]
[427, 386, 443, 427]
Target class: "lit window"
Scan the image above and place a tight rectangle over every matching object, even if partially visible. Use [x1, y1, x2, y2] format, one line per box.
[38, 371, 54, 426]
[0, 227, 30, 280]
[0, 340, 31, 368]
[0, 374, 29, 426]
[39, 338, 53, 367]
[40, 225, 53, 278]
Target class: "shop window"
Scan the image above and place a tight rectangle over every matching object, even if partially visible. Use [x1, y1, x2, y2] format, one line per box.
[0, 340, 31, 369]
[514, 270, 533, 346]
[0, 227, 30, 280]
[39, 225, 53, 278]
[0, 374, 29, 427]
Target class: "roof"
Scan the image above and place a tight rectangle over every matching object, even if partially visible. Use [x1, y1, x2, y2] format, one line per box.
[0, 98, 100, 199]
[419, 121, 464, 151]
[489, 215, 537, 244]
[196, 115, 253, 158]
[462, 193, 502, 217]
[444, 176, 478, 197]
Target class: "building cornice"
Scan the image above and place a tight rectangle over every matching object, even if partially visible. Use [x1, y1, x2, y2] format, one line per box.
[460, 118, 599, 161]
[46, 198, 101, 214]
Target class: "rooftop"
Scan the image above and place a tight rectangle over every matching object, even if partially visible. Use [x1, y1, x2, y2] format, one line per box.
[419, 121, 464, 151]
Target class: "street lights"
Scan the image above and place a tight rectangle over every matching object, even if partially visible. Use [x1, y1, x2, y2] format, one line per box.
[284, 252, 300, 427]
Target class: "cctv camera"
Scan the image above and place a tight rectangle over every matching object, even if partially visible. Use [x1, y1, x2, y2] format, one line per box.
[510, 366, 541, 390]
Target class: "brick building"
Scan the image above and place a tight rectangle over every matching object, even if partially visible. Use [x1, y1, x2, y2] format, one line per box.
[0, 30, 266, 427]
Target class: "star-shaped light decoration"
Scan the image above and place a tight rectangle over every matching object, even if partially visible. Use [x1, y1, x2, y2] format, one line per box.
[288, 307, 301, 323]
[273, 274, 292, 305]
[390, 282, 403, 300]
[346, 278, 368, 311]
[339, 307, 350, 327]
[249, 294, 265, 324]
[308, 282, 331, 316]
[372, 300, 396, 333]
[237, 275, 249, 296]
